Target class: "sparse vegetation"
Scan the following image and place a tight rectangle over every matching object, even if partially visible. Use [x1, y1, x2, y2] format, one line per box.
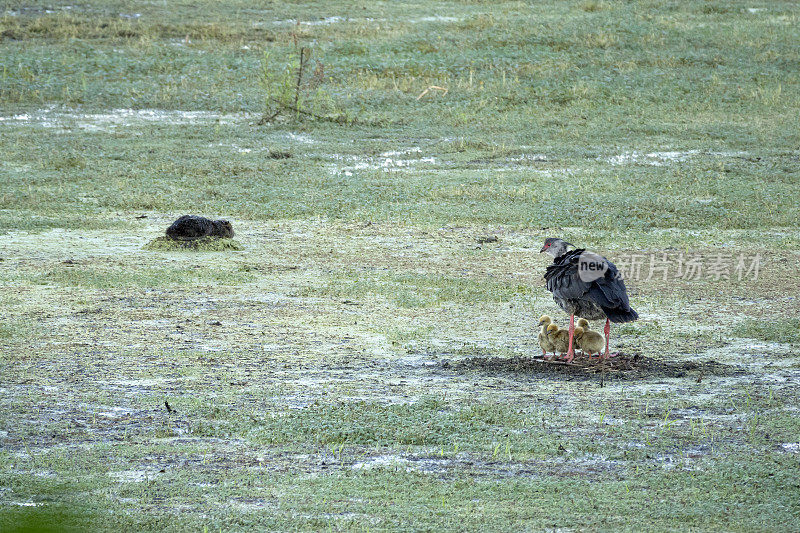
[733, 318, 800, 344]
[259, 43, 351, 124]
[1, 0, 799, 531]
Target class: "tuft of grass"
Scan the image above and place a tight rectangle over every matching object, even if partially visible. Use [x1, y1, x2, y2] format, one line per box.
[51, 155, 86, 171]
[579, 0, 611, 12]
[260, 44, 351, 124]
[732, 318, 800, 344]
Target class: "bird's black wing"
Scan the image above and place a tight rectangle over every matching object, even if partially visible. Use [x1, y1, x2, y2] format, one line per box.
[166, 215, 214, 240]
[590, 259, 638, 321]
[544, 249, 637, 322]
[544, 249, 587, 299]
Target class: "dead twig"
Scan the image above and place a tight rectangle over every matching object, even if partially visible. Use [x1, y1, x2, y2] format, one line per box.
[256, 108, 281, 125]
[262, 97, 350, 124]
[294, 47, 310, 110]
[531, 356, 581, 367]
[416, 85, 449, 100]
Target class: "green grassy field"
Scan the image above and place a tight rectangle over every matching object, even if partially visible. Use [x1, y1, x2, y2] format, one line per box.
[1, 1, 799, 530]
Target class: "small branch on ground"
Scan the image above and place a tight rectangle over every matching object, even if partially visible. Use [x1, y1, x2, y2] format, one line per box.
[417, 85, 449, 100]
[259, 97, 352, 125]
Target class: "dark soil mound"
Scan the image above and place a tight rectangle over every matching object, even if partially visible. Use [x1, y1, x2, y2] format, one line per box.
[441, 353, 744, 381]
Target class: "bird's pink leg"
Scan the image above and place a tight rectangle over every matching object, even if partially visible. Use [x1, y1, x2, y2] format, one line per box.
[601, 318, 620, 360]
[564, 315, 576, 362]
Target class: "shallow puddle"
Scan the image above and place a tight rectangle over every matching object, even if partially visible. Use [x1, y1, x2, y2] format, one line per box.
[0, 108, 257, 133]
[602, 150, 748, 166]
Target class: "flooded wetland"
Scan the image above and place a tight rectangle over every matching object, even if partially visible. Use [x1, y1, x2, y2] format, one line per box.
[1, 0, 800, 530]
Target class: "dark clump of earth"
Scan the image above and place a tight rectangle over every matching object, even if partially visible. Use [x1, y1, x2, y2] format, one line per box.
[268, 149, 292, 159]
[440, 353, 744, 381]
[166, 215, 234, 240]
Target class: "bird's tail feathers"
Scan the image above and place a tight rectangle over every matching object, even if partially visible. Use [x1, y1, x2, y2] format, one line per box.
[603, 307, 639, 323]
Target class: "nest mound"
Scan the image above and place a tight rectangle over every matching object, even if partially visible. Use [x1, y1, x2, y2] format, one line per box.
[442, 352, 740, 380]
[444, 352, 642, 375]
[144, 236, 243, 251]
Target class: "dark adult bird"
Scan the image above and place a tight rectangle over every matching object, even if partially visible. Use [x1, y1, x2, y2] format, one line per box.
[166, 215, 234, 241]
[541, 237, 638, 361]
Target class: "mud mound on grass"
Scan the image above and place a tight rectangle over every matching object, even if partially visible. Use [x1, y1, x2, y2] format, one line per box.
[442, 353, 744, 380]
[144, 236, 243, 251]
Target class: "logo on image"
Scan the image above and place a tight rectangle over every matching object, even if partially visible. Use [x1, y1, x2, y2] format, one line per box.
[578, 251, 609, 282]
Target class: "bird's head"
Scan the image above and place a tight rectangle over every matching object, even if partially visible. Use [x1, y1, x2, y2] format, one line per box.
[546, 324, 559, 336]
[577, 318, 589, 329]
[574, 326, 585, 338]
[538, 315, 552, 327]
[214, 219, 234, 238]
[540, 237, 573, 258]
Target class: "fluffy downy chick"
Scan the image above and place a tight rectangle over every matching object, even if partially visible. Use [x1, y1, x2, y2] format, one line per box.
[538, 315, 556, 356]
[547, 323, 570, 356]
[574, 326, 605, 358]
[575, 319, 590, 355]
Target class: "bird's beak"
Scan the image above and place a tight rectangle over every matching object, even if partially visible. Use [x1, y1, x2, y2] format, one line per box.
[537, 320, 544, 326]
[539, 246, 547, 253]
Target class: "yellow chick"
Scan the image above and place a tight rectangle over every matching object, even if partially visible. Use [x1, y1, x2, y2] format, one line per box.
[576, 319, 602, 355]
[537, 315, 556, 357]
[575, 319, 590, 355]
[547, 323, 571, 359]
[574, 326, 605, 359]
